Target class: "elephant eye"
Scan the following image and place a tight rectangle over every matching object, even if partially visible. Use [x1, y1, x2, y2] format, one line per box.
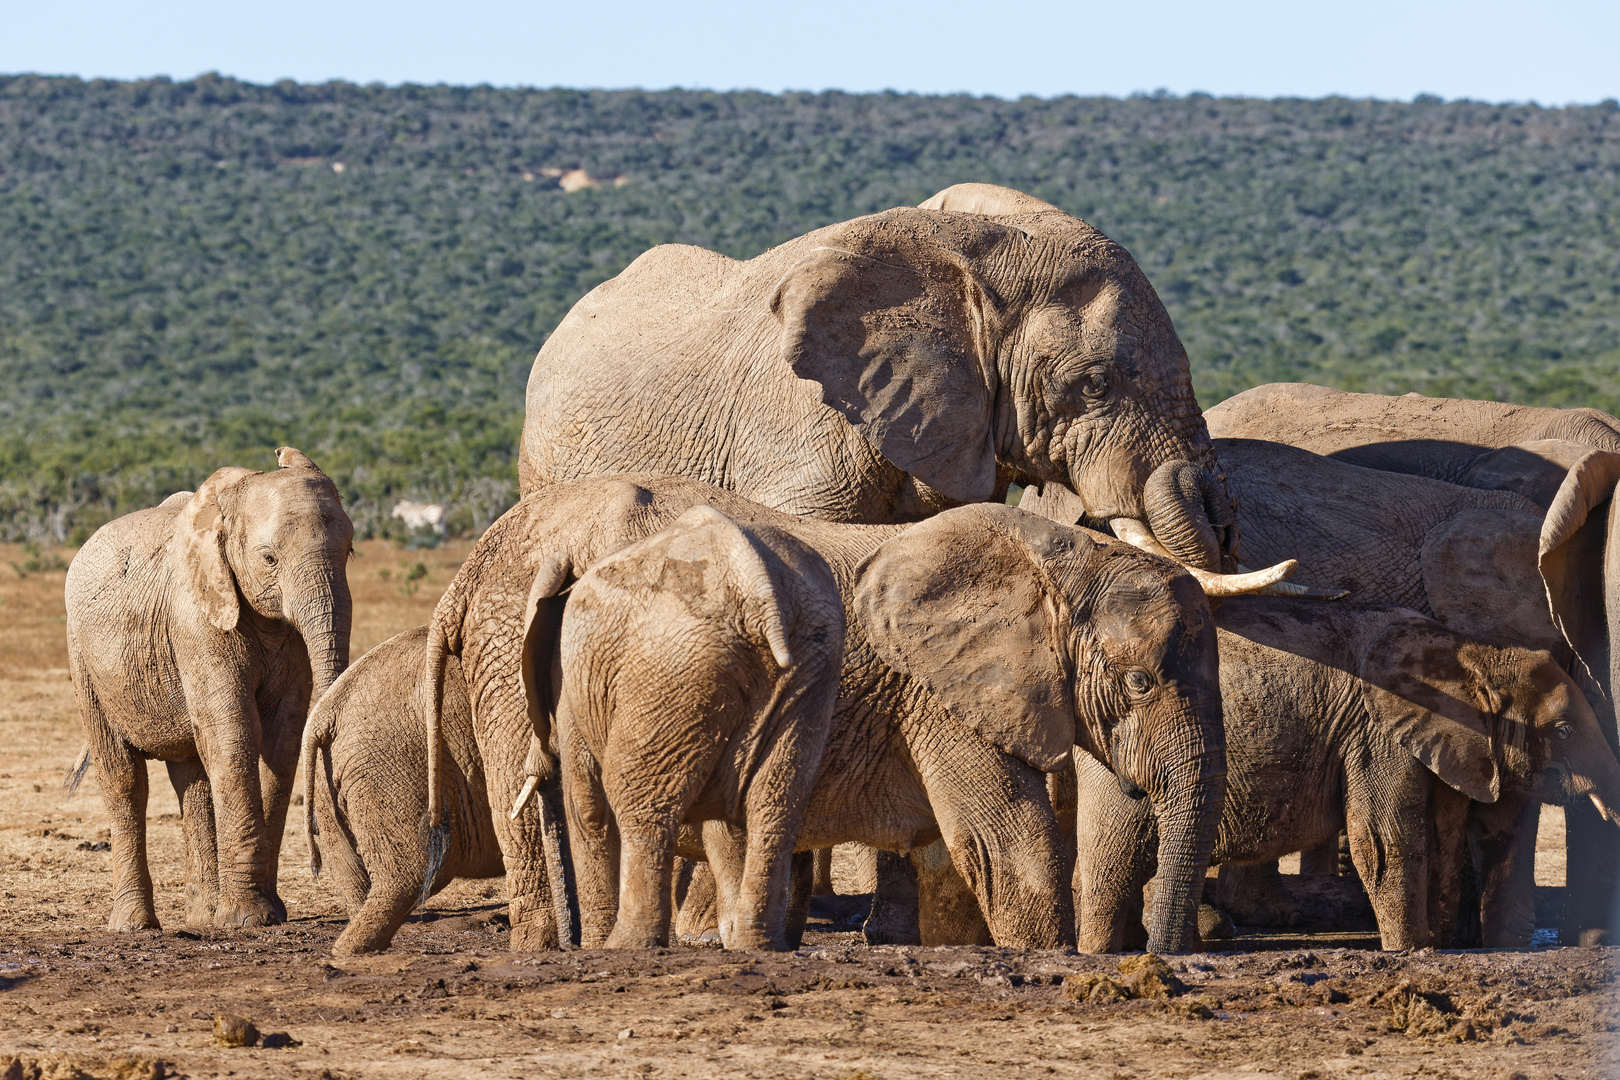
[1081, 370, 1109, 399]
[260, 549, 277, 566]
[1554, 721, 1573, 742]
[1124, 669, 1153, 696]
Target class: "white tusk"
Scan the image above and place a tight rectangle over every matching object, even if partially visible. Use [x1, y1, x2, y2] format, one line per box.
[1592, 792, 1620, 828]
[510, 774, 540, 821]
[1235, 563, 1350, 600]
[1109, 518, 1302, 598]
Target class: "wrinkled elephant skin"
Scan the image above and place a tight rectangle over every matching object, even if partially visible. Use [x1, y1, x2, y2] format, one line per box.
[66, 448, 353, 931]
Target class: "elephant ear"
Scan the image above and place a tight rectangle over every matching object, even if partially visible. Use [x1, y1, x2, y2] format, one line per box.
[1539, 449, 1620, 741]
[1360, 616, 1500, 803]
[771, 245, 999, 505]
[178, 466, 255, 632]
[520, 551, 575, 749]
[854, 503, 1082, 770]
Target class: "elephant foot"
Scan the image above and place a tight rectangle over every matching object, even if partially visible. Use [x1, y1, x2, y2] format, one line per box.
[1197, 902, 1235, 941]
[863, 850, 921, 946]
[332, 928, 392, 957]
[605, 926, 667, 950]
[182, 883, 217, 927]
[108, 901, 160, 933]
[214, 893, 283, 928]
[725, 928, 790, 952]
[1214, 862, 1303, 928]
[508, 895, 561, 952]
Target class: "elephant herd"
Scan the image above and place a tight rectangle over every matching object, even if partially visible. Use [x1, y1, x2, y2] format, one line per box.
[57, 185, 1620, 962]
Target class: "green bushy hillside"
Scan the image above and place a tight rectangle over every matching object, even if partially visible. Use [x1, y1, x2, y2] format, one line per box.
[2, 75, 1617, 539]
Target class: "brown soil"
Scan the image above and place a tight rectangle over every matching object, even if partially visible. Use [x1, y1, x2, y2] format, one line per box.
[3, 542, 1615, 1079]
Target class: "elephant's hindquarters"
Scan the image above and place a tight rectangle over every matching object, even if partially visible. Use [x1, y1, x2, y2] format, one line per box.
[318, 630, 499, 954]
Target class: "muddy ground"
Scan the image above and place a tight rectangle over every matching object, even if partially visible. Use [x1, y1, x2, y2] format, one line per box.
[2, 541, 1615, 1079]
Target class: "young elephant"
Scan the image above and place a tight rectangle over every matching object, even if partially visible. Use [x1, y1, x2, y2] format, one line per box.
[65, 448, 353, 930]
[1207, 382, 1620, 944]
[303, 627, 503, 955]
[1076, 598, 1620, 952]
[424, 476, 1275, 955]
[547, 507, 845, 950]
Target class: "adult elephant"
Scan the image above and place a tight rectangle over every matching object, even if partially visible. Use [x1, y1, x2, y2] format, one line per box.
[520, 183, 1242, 573]
[1206, 385, 1620, 943]
[66, 448, 353, 930]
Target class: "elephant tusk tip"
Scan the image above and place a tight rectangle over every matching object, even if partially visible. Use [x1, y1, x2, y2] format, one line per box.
[510, 774, 541, 820]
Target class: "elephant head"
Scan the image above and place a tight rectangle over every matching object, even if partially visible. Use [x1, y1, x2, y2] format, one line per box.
[773, 182, 1241, 572]
[178, 447, 354, 706]
[854, 503, 1226, 952]
[1360, 616, 1620, 822]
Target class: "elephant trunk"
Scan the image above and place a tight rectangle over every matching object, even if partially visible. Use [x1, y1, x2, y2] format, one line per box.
[288, 569, 353, 710]
[1141, 460, 1231, 572]
[1135, 716, 1226, 953]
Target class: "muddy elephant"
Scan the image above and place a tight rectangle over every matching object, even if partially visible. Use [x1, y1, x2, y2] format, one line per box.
[65, 448, 353, 930]
[1207, 384, 1620, 944]
[303, 627, 502, 956]
[547, 507, 846, 950]
[522, 183, 1247, 569]
[522, 182, 1302, 935]
[1076, 598, 1620, 951]
[424, 476, 1269, 954]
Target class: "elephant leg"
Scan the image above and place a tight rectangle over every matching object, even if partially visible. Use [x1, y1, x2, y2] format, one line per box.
[1563, 801, 1620, 946]
[1346, 791, 1431, 950]
[701, 821, 748, 949]
[333, 874, 421, 957]
[165, 759, 218, 926]
[863, 850, 921, 945]
[1214, 862, 1303, 927]
[1424, 784, 1472, 948]
[674, 859, 721, 942]
[785, 850, 814, 950]
[912, 838, 991, 946]
[191, 694, 280, 927]
[99, 741, 158, 931]
[910, 729, 1072, 949]
[1075, 751, 1156, 952]
[558, 720, 616, 949]
[255, 692, 310, 923]
[606, 819, 678, 949]
[811, 848, 835, 896]
[1299, 835, 1342, 877]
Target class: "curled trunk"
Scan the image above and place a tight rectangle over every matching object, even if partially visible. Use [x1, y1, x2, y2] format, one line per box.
[1142, 460, 1232, 571]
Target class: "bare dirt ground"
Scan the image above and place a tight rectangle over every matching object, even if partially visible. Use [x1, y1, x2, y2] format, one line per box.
[2, 541, 1614, 1079]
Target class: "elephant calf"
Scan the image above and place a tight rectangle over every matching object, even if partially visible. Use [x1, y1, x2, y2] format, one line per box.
[66, 448, 353, 930]
[547, 507, 846, 950]
[1076, 597, 1620, 951]
[303, 627, 503, 956]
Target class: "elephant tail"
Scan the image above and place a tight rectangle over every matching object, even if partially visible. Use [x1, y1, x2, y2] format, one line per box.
[300, 684, 338, 878]
[62, 744, 90, 800]
[301, 692, 372, 911]
[420, 613, 454, 875]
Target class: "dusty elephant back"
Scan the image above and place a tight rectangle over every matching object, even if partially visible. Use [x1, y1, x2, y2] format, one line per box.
[1216, 438, 1540, 610]
[1207, 383, 1620, 477]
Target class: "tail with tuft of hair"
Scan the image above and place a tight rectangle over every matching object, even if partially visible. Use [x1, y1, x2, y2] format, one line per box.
[62, 745, 91, 800]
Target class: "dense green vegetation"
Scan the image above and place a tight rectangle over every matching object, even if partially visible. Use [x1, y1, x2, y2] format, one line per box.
[2, 75, 1617, 539]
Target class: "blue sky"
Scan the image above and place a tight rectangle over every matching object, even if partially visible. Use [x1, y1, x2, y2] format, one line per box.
[4, 0, 1616, 104]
